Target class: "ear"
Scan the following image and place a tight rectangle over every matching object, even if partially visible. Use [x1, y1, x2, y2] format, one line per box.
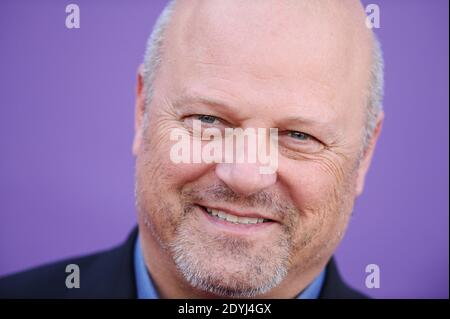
[355, 111, 384, 196]
[132, 64, 146, 157]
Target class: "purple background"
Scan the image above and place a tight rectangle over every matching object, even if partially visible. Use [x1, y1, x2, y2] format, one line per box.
[0, 0, 448, 298]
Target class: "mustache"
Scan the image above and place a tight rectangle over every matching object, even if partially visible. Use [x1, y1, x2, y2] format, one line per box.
[181, 184, 299, 225]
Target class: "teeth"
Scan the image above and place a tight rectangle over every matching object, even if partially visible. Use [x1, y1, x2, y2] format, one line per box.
[205, 207, 266, 224]
[217, 211, 227, 219]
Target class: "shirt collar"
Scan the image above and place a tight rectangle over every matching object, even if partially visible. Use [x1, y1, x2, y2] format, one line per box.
[134, 234, 325, 299]
[134, 234, 159, 299]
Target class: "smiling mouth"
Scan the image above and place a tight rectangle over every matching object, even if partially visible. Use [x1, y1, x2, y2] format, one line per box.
[199, 205, 273, 225]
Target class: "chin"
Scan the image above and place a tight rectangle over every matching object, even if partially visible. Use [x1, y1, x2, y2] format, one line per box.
[169, 218, 291, 298]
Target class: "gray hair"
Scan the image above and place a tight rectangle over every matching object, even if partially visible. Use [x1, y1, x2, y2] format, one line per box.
[363, 35, 384, 150]
[142, 0, 178, 118]
[142, 0, 384, 149]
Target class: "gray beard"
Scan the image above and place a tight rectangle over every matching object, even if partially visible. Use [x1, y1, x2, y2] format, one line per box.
[168, 205, 292, 298]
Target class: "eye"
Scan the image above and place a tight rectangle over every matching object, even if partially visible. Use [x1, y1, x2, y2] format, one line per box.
[182, 114, 229, 132]
[197, 115, 219, 124]
[280, 130, 324, 155]
[287, 131, 312, 141]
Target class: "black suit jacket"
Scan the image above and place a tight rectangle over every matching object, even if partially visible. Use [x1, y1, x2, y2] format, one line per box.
[0, 227, 367, 299]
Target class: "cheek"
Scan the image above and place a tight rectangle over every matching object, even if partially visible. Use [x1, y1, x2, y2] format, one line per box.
[278, 157, 357, 241]
[140, 119, 214, 190]
[279, 160, 343, 213]
[280, 147, 360, 210]
[136, 126, 216, 243]
[278, 159, 357, 266]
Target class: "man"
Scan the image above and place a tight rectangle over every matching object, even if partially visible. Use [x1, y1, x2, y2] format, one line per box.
[0, 0, 384, 299]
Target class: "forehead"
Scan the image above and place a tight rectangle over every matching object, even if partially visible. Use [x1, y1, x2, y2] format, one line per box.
[156, 0, 372, 126]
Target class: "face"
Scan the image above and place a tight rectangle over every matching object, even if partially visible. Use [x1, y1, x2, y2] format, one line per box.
[134, 0, 380, 298]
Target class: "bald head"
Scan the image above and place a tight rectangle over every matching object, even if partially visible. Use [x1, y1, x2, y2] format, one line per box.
[142, 0, 383, 148]
[172, 0, 372, 65]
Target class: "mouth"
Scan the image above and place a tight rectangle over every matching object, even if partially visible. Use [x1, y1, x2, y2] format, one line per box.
[197, 204, 278, 233]
[202, 206, 272, 224]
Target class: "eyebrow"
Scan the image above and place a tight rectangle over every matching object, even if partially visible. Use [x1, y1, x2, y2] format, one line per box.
[172, 93, 238, 113]
[172, 92, 336, 136]
[282, 115, 333, 129]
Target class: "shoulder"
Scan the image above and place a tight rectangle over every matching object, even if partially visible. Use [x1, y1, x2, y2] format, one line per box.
[0, 228, 138, 299]
[319, 258, 370, 299]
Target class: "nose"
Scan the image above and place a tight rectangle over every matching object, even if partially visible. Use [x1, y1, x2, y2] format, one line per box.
[215, 162, 277, 196]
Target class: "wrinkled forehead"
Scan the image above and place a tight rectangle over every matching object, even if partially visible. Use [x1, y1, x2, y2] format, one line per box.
[158, 0, 373, 118]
